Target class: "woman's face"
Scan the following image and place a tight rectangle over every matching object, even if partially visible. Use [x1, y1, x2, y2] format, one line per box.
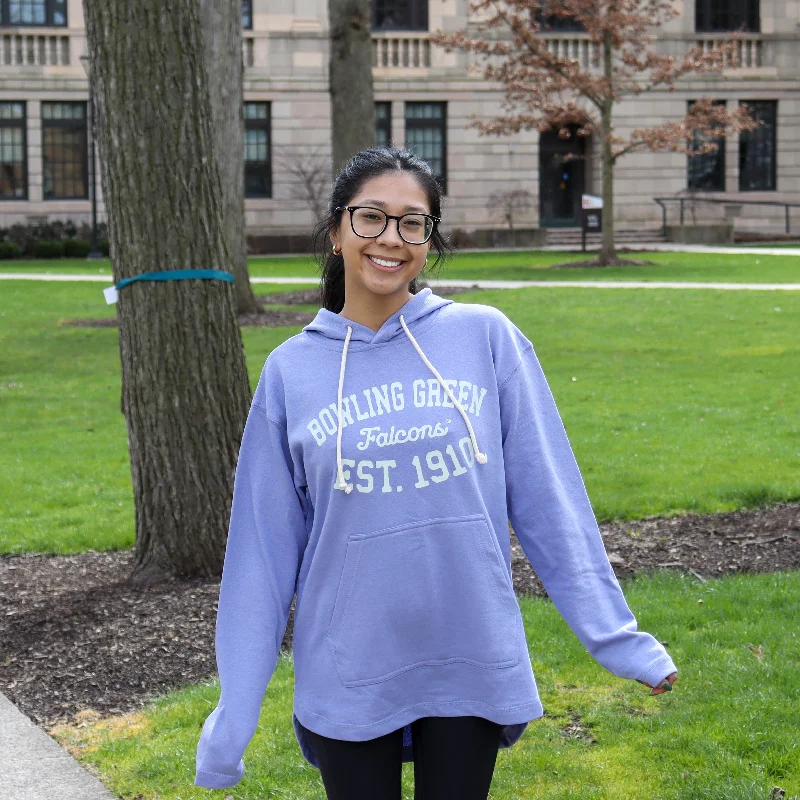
[331, 171, 433, 303]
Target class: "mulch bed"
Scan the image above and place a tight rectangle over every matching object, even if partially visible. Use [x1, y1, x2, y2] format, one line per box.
[548, 258, 656, 268]
[59, 284, 486, 329]
[2, 502, 798, 733]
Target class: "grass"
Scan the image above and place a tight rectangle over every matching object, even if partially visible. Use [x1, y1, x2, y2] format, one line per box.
[49, 568, 800, 799]
[4, 254, 799, 796]
[2, 272, 799, 554]
[0, 248, 799, 284]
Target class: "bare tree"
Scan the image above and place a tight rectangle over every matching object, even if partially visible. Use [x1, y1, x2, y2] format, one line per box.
[83, 0, 252, 582]
[329, 0, 376, 174]
[431, 0, 759, 264]
[274, 145, 332, 224]
[199, 0, 260, 315]
[488, 187, 537, 230]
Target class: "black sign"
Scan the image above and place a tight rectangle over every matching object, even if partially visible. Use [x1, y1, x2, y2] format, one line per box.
[582, 208, 602, 232]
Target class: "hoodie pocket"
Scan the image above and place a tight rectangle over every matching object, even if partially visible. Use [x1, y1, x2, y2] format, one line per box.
[325, 513, 520, 687]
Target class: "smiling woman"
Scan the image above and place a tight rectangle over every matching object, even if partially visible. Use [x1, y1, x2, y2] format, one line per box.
[194, 147, 677, 799]
[328, 180, 441, 330]
[310, 147, 453, 329]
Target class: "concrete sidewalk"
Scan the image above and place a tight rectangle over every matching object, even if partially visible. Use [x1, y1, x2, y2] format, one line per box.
[0, 692, 115, 800]
[1, 273, 799, 291]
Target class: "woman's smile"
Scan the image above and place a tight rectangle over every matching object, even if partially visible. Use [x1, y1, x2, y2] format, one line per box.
[364, 253, 407, 272]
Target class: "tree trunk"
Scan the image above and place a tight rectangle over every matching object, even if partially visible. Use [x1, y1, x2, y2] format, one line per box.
[600, 29, 617, 265]
[329, 0, 376, 175]
[83, 0, 253, 583]
[199, 0, 261, 315]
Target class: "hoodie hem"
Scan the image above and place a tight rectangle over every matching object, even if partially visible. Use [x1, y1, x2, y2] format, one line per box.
[293, 698, 544, 768]
[295, 697, 544, 737]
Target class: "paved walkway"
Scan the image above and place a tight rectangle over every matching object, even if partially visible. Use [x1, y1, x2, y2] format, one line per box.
[0, 692, 115, 800]
[1, 272, 798, 291]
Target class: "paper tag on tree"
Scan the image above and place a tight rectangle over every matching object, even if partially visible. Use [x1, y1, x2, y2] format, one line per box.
[103, 285, 119, 304]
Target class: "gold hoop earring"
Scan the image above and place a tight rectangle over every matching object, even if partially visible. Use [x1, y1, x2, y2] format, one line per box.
[332, 244, 342, 256]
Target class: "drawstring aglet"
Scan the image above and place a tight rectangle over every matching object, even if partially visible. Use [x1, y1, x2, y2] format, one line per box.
[334, 476, 354, 493]
[475, 452, 488, 464]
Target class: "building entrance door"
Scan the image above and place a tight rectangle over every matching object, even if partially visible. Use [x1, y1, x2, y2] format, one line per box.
[539, 128, 586, 227]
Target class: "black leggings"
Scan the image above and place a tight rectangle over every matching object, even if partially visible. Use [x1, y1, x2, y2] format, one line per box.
[305, 715, 503, 800]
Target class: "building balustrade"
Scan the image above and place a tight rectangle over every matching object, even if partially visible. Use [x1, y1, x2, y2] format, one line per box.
[0, 27, 775, 75]
[372, 33, 431, 69]
[0, 29, 70, 67]
[695, 34, 763, 68]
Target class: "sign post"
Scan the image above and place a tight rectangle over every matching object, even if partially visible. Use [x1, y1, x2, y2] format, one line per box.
[581, 194, 603, 252]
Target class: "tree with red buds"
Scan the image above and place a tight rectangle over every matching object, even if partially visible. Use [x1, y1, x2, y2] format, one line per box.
[430, 0, 760, 264]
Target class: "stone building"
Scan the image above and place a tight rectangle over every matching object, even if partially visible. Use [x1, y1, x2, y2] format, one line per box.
[0, 0, 797, 243]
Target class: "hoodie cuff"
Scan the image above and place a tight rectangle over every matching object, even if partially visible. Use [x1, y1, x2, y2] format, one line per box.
[636, 654, 677, 688]
[194, 760, 245, 790]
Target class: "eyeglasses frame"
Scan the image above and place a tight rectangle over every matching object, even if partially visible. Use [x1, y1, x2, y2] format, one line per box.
[335, 205, 440, 245]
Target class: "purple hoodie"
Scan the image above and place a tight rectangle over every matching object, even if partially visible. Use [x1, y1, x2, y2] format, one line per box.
[194, 288, 677, 789]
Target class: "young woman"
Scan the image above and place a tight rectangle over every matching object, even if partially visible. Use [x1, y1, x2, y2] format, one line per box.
[194, 147, 678, 799]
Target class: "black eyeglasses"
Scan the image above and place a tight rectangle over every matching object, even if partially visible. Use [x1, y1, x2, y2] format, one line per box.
[335, 206, 440, 245]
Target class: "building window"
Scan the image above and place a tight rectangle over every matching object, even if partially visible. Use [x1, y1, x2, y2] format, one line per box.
[372, 0, 428, 32]
[244, 102, 270, 198]
[375, 102, 391, 148]
[739, 100, 776, 191]
[687, 100, 726, 192]
[0, 102, 27, 199]
[0, 0, 67, 26]
[405, 102, 446, 194]
[241, 0, 252, 30]
[534, 12, 585, 32]
[42, 101, 87, 200]
[696, 0, 759, 32]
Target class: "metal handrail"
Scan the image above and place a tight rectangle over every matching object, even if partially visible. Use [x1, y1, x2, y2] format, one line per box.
[653, 196, 800, 236]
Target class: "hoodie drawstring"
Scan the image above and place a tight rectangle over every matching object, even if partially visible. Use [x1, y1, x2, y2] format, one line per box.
[399, 314, 488, 465]
[334, 315, 487, 493]
[333, 325, 355, 493]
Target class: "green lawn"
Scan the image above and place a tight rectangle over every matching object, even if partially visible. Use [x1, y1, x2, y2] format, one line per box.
[1, 272, 798, 554]
[4, 256, 798, 797]
[0, 248, 798, 283]
[50, 568, 800, 799]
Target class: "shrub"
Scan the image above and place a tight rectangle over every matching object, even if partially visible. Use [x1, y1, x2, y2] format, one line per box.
[63, 239, 91, 258]
[1, 219, 109, 257]
[32, 240, 65, 259]
[0, 241, 21, 259]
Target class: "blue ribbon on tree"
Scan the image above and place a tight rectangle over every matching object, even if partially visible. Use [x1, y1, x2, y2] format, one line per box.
[103, 269, 235, 304]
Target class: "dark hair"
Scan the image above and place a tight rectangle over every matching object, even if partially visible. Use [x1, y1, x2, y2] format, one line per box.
[312, 146, 454, 312]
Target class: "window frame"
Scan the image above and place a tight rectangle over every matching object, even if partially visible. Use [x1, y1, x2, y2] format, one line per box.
[244, 100, 271, 199]
[0, 0, 67, 27]
[375, 101, 392, 148]
[241, 0, 252, 31]
[738, 100, 777, 192]
[404, 101, 447, 195]
[695, 0, 760, 33]
[41, 100, 88, 201]
[0, 100, 27, 200]
[686, 99, 727, 193]
[372, 0, 428, 32]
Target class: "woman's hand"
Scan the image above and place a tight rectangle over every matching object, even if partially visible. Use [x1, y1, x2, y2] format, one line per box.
[636, 672, 678, 695]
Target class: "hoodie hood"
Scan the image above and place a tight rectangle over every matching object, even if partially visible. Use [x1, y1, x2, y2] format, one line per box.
[302, 288, 488, 494]
[302, 286, 452, 346]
